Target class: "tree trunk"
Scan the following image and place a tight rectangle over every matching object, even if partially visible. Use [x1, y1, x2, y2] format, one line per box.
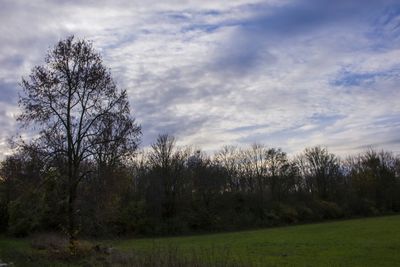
[68, 184, 77, 249]
[67, 166, 79, 253]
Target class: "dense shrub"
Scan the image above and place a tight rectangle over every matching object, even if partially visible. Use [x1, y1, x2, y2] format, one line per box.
[350, 198, 380, 216]
[313, 200, 344, 219]
[295, 204, 315, 221]
[273, 203, 299, 223]
[8, 196, 42, 236]
[111, 200, 149, 235]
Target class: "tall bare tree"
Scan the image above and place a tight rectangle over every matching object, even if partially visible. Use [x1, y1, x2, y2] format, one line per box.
[296, 146, 339, 199]
[148, 134, 187, 222]
[18, 36, 141, 248]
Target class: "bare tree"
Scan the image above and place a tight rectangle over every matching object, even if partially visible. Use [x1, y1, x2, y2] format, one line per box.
[296, 146, 339, 199]
[148, 134, 187, 222]
[18, 36, 141, 249]
[214, 146, 241, 192]
[264, 148, 297, 201]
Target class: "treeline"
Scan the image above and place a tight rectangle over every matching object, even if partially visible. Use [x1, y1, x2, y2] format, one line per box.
[1, 134, 399, 237]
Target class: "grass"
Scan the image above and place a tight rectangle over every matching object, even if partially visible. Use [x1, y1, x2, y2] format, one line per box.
[0, 236, 63, 266]
[113, 215, 400, 266]
[1, 215, 400, 266]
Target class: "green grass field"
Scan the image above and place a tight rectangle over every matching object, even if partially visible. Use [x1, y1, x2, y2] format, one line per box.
[1, 215, 400, 266]
[114, 215, 400, 266]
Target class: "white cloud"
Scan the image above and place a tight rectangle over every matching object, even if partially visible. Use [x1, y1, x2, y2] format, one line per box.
[0, 0, 399, 159]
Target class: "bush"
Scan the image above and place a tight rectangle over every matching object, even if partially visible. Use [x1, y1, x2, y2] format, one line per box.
[295, 205, 315, 221]
[8, 198, 41, 236]
[264, 210, 280, 226]
[314, 200, 344, 219]
[0, 199, 8, 232]
[115, 200, 149, 235]
[273, 203, 299, 224]
[350, 198, 379, 216]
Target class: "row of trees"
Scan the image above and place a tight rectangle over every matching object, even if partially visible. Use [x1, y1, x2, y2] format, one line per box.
[0, 36, 399, 244]
[1, 135, 399, 237]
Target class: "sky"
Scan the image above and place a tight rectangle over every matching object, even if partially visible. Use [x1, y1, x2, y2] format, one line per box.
[0, 0, 400, 158]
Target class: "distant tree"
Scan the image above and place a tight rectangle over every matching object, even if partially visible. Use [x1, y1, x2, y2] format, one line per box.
[18, 36, 141, 249]
[347, 150, 400, 212]
[244, 144, 269, 195]
[188, 150, 225, 229]
[0, 145, 58, 236]
[264, 148, 298, 201]
[147, 134, 187, 228]
[296, 146, 340, 199]
[214, 146, 241, 192]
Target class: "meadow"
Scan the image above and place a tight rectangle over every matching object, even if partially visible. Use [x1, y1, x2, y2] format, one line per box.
[1, 215, 400, 266]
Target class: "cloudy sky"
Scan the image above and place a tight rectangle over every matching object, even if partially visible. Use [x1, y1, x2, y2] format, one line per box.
[1, 0, 400, 158]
